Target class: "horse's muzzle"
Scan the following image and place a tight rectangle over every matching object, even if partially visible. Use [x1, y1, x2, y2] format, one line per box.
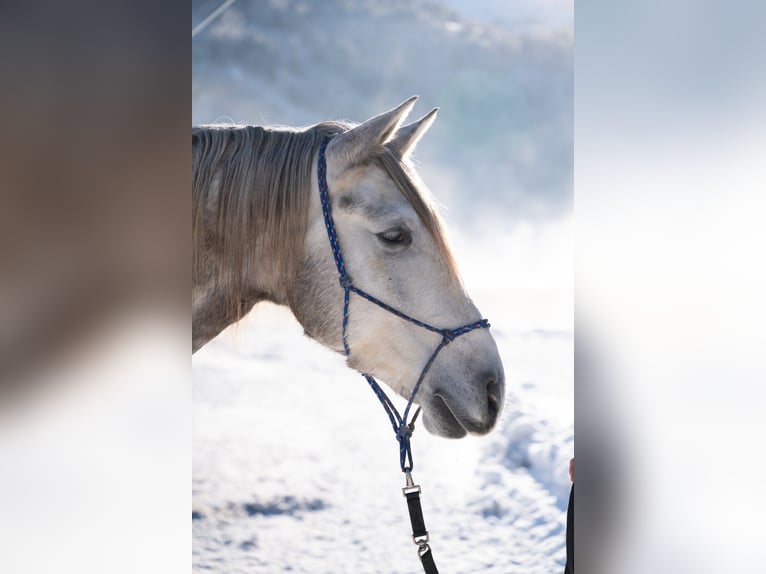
[423, 370, 505, 438]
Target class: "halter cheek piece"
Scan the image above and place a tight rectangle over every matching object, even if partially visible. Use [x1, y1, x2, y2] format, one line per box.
[317, 138, 490, 573]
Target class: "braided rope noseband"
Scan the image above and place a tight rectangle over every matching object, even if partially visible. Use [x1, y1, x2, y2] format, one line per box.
[317, 138, 490, 473]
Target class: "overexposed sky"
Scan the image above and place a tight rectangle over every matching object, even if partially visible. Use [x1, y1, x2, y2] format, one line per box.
[434, 0, 573, 29]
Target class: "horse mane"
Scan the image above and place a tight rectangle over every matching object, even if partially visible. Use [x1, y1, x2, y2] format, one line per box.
[192, 120, 457, 324]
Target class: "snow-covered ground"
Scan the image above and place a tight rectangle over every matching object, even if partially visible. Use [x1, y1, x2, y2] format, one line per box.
[193, 229, 573, 574]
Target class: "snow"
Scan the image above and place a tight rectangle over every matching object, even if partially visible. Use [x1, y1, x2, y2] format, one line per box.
[193, 252, 572, 573]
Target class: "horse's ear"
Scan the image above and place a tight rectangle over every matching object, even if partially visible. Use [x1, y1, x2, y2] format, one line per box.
[328, 96, 418, 165]
[388, 107, 438, 159]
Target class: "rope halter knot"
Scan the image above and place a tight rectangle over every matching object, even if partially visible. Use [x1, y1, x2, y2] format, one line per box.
[339, 275, 353, 289]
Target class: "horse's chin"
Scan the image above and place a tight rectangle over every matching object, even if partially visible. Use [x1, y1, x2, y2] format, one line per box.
[421, 395, 468, 439]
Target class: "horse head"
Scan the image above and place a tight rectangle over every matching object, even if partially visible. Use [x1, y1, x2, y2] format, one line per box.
[289, 97, 505, 438]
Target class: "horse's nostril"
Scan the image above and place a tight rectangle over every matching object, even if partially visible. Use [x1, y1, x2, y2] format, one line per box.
[486, 379, 500, 418]
[488, 377, 501, 401]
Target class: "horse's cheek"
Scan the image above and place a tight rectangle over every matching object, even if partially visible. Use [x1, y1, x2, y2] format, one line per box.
[289, 255, 341, 347]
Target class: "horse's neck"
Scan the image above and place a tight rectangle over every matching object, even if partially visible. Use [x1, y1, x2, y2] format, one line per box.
[192, 196, 294, 354]
[192, 284, 271, 353]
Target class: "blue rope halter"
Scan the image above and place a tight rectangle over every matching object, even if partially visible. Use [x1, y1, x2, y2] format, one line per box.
[317, 138, 490, 473]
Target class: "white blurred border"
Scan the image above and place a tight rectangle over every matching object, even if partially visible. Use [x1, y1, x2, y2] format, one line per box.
[576, 1, 766, 572]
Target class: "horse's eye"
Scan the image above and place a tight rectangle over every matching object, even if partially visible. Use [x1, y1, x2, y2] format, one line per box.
[377, 228, 411, 246]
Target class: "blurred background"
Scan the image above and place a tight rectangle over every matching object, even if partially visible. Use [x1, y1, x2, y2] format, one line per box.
[193, 0, 573, 228]
[192, 1, 573, 573]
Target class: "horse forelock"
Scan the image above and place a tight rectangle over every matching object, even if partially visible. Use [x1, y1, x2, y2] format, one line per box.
[371, 145, 459, 279]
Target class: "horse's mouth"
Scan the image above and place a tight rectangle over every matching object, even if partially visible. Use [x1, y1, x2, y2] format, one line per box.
[422, 394, 467, 438]
[421, 391, 501, 439]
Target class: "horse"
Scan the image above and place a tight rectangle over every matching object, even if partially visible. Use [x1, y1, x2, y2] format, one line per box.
[192, 96, 504, 439]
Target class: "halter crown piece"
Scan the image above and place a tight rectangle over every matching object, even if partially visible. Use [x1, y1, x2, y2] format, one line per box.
[317, 137, 491, 574]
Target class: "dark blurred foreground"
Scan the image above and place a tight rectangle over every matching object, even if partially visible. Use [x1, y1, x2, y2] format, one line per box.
[0, 3, 189, 573]
[0, 1, 188, 395]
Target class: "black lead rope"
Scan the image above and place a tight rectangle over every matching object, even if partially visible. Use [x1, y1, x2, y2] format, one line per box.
[404, 472, 439, 574]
